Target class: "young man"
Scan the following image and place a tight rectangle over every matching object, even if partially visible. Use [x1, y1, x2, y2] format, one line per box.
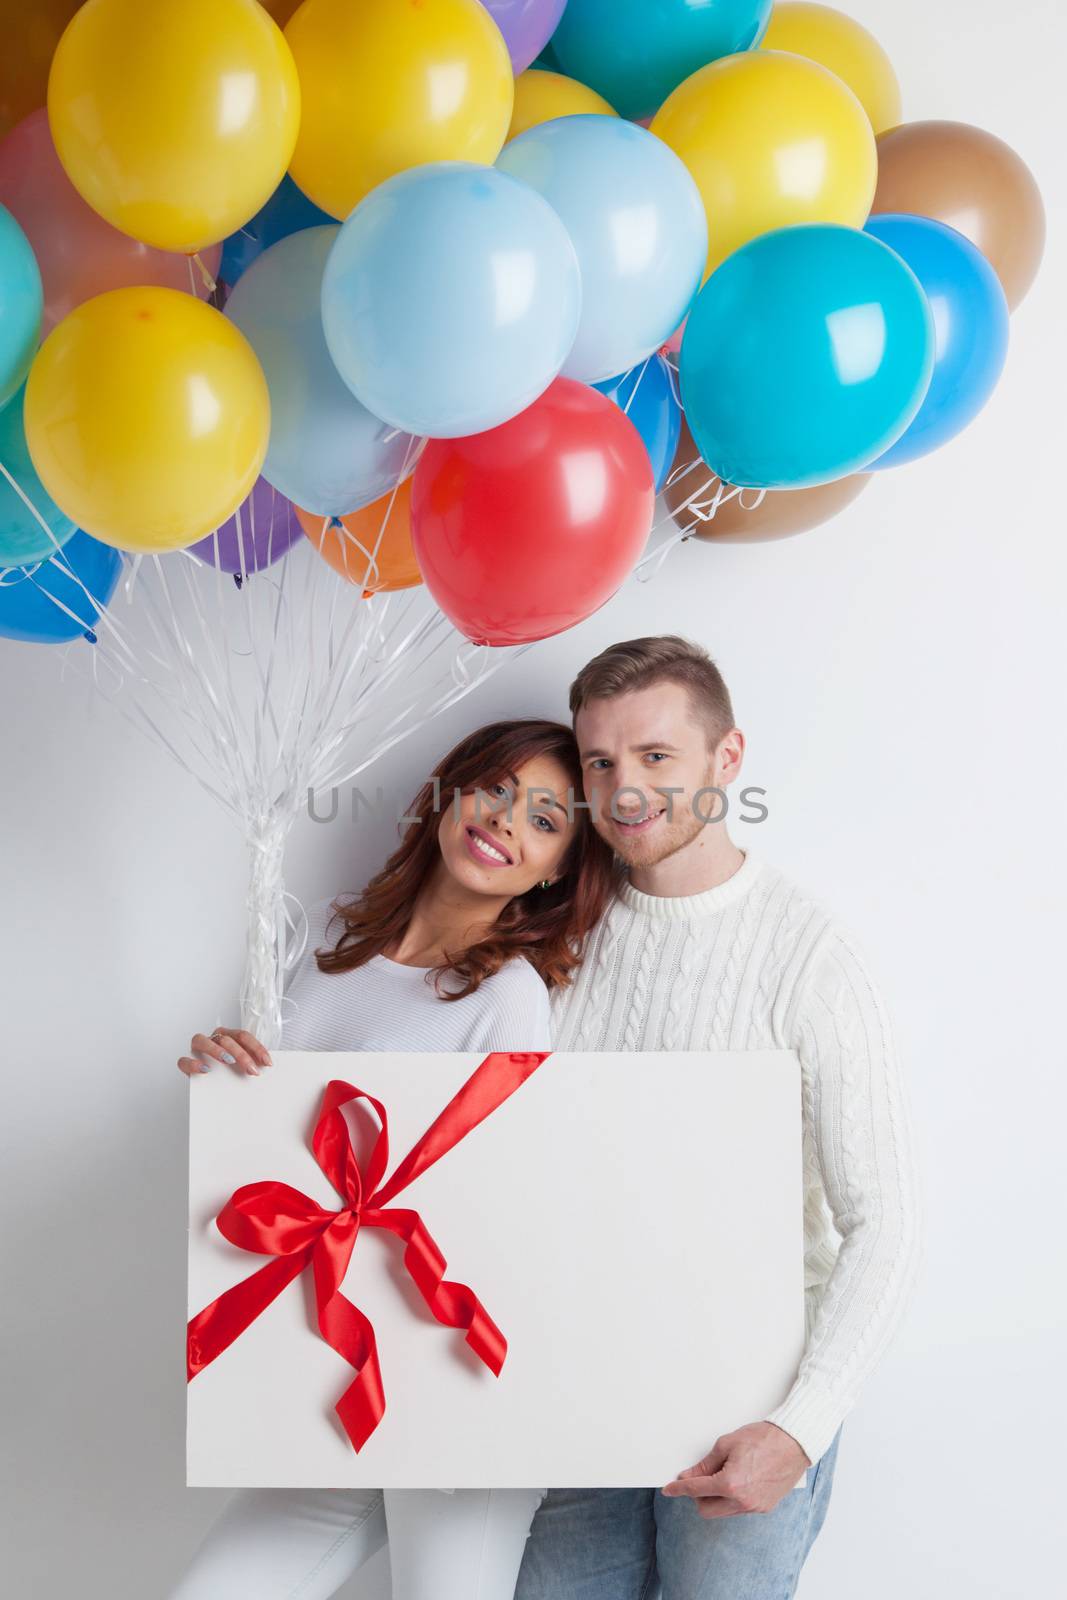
[516, 635, 924, 1600]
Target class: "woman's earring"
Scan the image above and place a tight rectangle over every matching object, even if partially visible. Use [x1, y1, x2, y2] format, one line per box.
[539, 879, 551, 890]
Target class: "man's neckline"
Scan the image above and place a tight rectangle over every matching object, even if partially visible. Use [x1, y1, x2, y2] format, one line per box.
[618, 848, 766, 920]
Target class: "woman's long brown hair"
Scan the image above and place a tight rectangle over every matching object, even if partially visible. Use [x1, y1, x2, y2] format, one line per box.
[314, 719, 619, 999]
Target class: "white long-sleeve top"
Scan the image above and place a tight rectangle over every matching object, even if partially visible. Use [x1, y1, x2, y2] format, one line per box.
[549, 846, 925, 1467]
[281, 895, 553, 1053]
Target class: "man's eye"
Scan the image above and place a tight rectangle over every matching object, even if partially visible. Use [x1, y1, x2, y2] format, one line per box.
[645, 752, 669, 763]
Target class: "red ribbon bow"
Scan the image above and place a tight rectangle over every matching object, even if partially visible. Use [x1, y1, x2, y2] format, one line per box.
[187, 1051, 550, 1451]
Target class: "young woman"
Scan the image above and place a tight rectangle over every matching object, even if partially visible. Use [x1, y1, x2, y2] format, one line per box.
[169, 718, 617, 1600]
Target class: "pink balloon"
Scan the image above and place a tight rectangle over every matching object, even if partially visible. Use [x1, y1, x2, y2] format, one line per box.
[0, 109, 222, 334]
[663, 314, 687, 355]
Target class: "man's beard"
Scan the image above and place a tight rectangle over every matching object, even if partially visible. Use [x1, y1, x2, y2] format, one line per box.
[601, 779, 712, 870]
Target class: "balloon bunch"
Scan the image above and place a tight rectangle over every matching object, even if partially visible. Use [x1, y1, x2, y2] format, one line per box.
[1, 0, 1045, 648]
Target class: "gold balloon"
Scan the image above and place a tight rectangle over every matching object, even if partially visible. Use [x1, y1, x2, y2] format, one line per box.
[508, 69, 617, 142]
[285, 0, 514, 220]
[761, 3, 901, 135]
[47, 0, 301, 253]
[24, 287, 270, 553]
[665, 421, 871, 542]
[872, 120, 1045, 311]
[651, 50, 877, 279]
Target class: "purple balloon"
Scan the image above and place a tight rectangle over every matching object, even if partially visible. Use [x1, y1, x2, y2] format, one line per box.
[481, 0, 568, 73]
[188, 480, 304, 575]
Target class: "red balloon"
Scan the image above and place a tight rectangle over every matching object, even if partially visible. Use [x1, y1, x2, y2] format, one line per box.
[410, 379, 655, 646]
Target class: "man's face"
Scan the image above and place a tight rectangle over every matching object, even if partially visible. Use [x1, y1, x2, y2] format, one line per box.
[575, 682, 742, 869]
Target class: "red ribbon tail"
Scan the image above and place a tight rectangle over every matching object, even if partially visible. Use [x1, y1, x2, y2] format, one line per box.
[313, 1238, 388, 1452]
[187, 1249, 310, 1380]
[367, 1206, 508, 1377]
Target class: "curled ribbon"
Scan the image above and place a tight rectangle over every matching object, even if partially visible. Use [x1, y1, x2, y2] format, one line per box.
[187, 1051, 551, 1451]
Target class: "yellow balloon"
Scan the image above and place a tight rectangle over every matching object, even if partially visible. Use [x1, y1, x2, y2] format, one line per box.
[761, 2, 901, 136]
[24, 288, 270, 553]
[47, 0, 300, 254]
[651, 50, 878, 278]
[508, 68, 618, 142]
[285, 0, 514, 220]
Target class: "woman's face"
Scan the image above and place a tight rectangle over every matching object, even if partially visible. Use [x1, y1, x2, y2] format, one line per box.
[437, 751, 579, 901]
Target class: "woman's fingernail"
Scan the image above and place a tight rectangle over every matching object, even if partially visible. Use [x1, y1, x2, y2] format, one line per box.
[220, 1051, 236, 1064]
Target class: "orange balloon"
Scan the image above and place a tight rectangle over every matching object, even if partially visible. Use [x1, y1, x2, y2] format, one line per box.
[0, 0, 82, 136]
[297, 481, 423, 595]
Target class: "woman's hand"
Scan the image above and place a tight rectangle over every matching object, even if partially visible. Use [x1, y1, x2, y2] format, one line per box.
[178, 1027, 273, 1077]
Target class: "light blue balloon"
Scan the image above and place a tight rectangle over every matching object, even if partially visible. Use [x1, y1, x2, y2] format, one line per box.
[321, 162, 582, 439]
[594, 355, 681, 492]
[864, 215, 1010, 470]
[680, 224, 935, 490]
[0, 204, 43, 411]
[497, 116, 706, 383]
[0, 384, 76, 566]
[0, 529, 122, 645]
[552, 0, 772, 121]
[225, 226, 421, 517]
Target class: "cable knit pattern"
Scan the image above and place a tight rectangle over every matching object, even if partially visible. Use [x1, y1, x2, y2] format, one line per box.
[550, 847, 924, 1467]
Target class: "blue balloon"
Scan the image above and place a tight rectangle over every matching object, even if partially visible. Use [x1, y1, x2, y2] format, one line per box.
[0, 203, 42, 410]
[0, 529, 121, 645]
[551, 0, 772, 121]
[680, 224, 935, 490]
[497, 116, 706, 383]
[220, 175, 335, 287]
[863, 215, 1010, 471]
[226, 226, 421, 517]
[595, 355, 681, 493]
[321, 162, 582, 439]
[0, 384, 76, 566]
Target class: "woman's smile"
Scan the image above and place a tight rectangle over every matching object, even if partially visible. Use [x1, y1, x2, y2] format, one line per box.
[463, 824, 515, 868]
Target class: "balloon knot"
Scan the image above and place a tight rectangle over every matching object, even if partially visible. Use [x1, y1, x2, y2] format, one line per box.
[82, 628, 98, 644]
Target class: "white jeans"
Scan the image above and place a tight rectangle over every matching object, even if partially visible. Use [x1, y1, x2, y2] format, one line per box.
[166, 1486, 549, 1600]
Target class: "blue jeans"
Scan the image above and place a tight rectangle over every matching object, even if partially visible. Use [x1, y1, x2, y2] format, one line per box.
[514, 1427, 843, 1600]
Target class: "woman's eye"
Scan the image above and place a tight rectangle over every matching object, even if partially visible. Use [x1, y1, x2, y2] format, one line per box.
[490, 781, 509, 797]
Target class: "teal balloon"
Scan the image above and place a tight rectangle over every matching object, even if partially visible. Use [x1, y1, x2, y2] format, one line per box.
[594, 356, 681, 493]
[551, 0, 772, 121]
[863, 215, 1010, 470]
[0, 384, 76, 565]
[0, 529, 121, 645]
[680, 224, 935, 490]
[226, 226, 421, 517]
[0, 203, 43, 410]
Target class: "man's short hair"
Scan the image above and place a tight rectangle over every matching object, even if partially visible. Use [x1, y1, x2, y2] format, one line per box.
[569, 635, 736, 747]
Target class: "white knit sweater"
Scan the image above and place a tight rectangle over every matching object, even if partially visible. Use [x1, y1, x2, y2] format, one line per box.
[550, 846, 924, 1467]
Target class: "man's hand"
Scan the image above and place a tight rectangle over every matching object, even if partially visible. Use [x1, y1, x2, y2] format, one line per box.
[660, 1422, 811, 1518]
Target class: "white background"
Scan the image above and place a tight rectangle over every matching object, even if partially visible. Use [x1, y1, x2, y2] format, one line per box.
[2, 1, 1064, 1595]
